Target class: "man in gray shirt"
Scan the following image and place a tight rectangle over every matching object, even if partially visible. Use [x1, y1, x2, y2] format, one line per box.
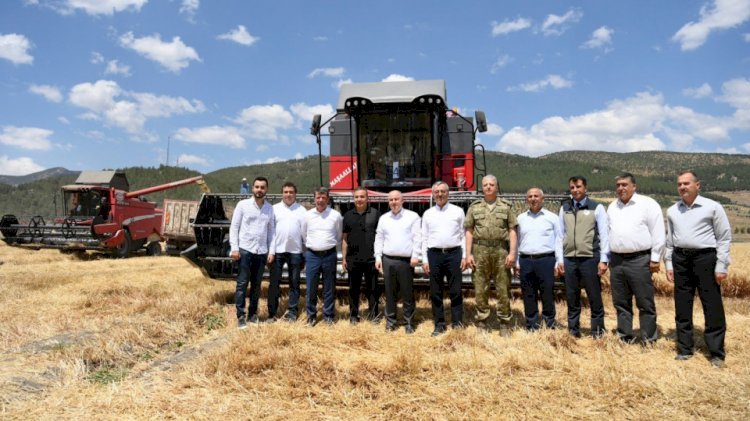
[665, 170, 731, 367]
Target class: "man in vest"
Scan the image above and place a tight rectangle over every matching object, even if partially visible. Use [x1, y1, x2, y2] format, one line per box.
[559, 176, 609, 338]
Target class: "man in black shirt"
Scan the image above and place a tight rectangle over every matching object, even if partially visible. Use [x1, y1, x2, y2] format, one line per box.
[342, 187, 382, 324]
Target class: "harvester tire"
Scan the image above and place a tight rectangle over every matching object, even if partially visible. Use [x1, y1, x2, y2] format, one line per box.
[146, 241, 162, 256]
[115, 231, 132, 258]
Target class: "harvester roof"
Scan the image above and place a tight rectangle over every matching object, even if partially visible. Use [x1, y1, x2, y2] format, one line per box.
[73, 171, 129, 191]
[337, 79, 446, 111]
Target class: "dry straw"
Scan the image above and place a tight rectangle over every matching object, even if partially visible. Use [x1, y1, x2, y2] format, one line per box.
[1, 242, 749, 419]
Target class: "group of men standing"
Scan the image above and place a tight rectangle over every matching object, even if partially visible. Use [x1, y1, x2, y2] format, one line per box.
[230, 170, 731, 366]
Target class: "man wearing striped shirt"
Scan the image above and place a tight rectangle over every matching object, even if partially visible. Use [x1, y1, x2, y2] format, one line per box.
[665, 171, 731, 367]
[374, 190, 421, 334]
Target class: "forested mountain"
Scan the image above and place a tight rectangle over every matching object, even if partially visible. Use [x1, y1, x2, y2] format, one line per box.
[1, 151, 747, 218]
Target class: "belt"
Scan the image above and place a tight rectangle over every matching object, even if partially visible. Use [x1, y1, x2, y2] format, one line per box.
[308, 247, 336, 257]
[519, 252, 555, 259]
[428, 246, 461, 254]
[611, 249, 650, 259]
[675, 247, 715, 257]
[383, 254, 411, 262]
[473, 239, 508, 248]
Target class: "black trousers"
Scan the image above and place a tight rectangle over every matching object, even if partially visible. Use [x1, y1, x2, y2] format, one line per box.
[347, 260, 381, 320]
[519, 255, 557, 330]
[428, 248, 464, 328]
[673, 249, 726, 360]
[564, 256, 605, 336]
[610, 253, 657, 342]
[383, 256, 415, 328]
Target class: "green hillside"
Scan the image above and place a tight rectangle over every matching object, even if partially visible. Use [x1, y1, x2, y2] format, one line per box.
[1, 151, 747, 218]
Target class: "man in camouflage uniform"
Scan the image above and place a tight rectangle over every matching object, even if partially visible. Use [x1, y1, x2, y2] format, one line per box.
[465, 174, 518, 335]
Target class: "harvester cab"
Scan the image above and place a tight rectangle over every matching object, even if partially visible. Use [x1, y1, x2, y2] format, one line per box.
[310, 80, 488, 215]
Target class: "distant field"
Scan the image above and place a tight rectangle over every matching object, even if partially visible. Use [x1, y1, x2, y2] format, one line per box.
[1, 242, 749, 418]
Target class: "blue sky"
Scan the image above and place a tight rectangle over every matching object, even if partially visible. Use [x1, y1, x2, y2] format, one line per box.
[1, 0, 749, 175]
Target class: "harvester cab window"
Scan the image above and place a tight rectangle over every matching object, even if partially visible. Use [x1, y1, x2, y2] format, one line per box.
[358, 112, 432, 189]
[66, 190, 102, 218]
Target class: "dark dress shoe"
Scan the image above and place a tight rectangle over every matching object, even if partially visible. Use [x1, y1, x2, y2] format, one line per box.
[405, 325, 415, 334]
[431, 327, 446, 337]
[675, 354, 693, 361]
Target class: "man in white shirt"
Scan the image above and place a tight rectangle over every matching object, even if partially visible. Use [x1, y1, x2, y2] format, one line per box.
[374, 190, 421, 333]
[515, 188, 563, 331]
[422, 181, 467, 336]
[302, 187, 343, 326]
[607, 172, 665, 344]
[229, 176, 275, 329]
[665, 170, 731, 367]
[267, 182, 307, 322]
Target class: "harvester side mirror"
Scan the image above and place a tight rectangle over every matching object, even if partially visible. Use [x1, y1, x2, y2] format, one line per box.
[311, 114, 322, 136]
[475, 111, 488, 133]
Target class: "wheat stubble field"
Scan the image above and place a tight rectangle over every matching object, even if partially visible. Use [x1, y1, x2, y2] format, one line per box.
[1, 241, 749, 419]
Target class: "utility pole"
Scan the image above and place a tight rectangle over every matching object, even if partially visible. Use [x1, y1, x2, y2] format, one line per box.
[166, 135, 171, 167]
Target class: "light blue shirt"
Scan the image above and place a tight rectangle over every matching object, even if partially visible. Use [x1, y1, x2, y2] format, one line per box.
[517, 208, 563, 265]
[229, 198, 275, 255]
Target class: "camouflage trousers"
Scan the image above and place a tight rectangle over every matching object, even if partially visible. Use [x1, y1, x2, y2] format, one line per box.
[472, 244, 512, 323]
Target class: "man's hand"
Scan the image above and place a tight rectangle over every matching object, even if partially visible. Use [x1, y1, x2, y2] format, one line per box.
[342, 260, 348, 272]
[597, 262, 608, 277]
[422, 262, 430, 276]
[410, 257, 419, 268]
[555, 263, 565, 278]
[460, 258, 468, 271]
[715, 272, 728, 284]
[375, 260, 383, 274]
[649, 261, 660, 274]
[230, 250, 240, 262]
[465, 254, 476, 270]
[504, 252, 516, 269]
[267, 254, 274, 267]
[666, 270, 674, 282]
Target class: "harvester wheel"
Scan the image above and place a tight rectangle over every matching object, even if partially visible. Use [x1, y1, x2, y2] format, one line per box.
[30, 216, 45, 239]
[146, 241, 162, 256]
[1, 215, 19, 240]
[115, 231, 132, 258]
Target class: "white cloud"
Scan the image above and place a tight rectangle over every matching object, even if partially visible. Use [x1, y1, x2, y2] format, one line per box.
[62, 0, 147, 15]
[234, 104, 294, 140]
[582, 26, 614, 49]
[0, 155, 45, 176]
[308, 67, 345, 78]
[294, 152, 303, 159]
[0, 126, 53, 150]
[717, 77, 750, 111]
[69, 80, 206, 135]
[382, 74, 414, 82]
[90, 51, 104, 64]
[29, 84, 63, 102]
[105, 59, 131, 76]
[491, 18, 532, 36]
[179, 0, 199, 17]
[486, 123, 504, 136]
[119, 31, 201, 73]
[673, 0, 750, 51]
[490, 55, 513, 74]
[313, 36, 328, 42]
[541, 9, 583, 36]
[0, 33, 34, 65]
[256, 144, 269, 152]
[58, 117, 70, 125]
[290, 103, 335, 123]
[335, 78, 353, 90]
[495, 89, 750, 156]
[176, 153, 209, 166]
[174, 126, 245, 149]
[507, 74, 573, 92]
[742, 142, 750, 152]
[217, 25, 259, 46]
[745, 32, 750, 41]
[683, 83, 713, 98]
[264, 157, 283, 164]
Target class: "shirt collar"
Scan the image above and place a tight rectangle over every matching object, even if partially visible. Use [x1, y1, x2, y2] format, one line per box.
[679, 195, 705, 210]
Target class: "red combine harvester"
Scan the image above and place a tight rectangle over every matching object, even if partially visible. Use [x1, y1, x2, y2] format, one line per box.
[0, 171, 208, 257]
[183, 80, 565, 285]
